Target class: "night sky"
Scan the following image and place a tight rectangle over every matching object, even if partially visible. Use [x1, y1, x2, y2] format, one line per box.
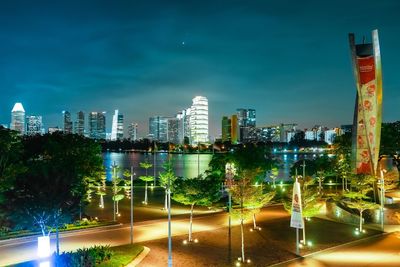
[1, 0, 399, 138]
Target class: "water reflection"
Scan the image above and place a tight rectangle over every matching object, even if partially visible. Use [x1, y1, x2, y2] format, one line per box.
[103, 152, 330, 183]
[103, 152, 212, 181]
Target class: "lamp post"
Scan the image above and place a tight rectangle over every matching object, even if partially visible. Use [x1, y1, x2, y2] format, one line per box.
[225, 162, 236, 263]
[154, 142, 157, 186]
[380, 169, 386, 232]
[130, 166, 135, 244]
[197, 141, 200, 177]
[111, 162, 118, 222]
[167, 164, 173, 267]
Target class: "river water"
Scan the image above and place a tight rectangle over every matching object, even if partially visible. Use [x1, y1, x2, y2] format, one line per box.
[103, 152, 324, 182]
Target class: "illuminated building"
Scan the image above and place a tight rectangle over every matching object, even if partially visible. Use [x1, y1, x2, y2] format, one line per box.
[10, 102, 25, 134]
[236, 108, 256, 142]
[128, 123, 138, 141]
[167, 117, 179, 144]
[190, 96, 208, 144]
[279, 124, 297, 142]
[221, 116, 231, 142]
[324, 129, 337, 145]
[75, 111, 85, 135]
[26, 115, 43, 136]
[149, 116, 168, 142]
[177, 108, 191, 144]
[111, 109, 124, 140]
[62, 111, 73, 134]
[48, 126, 61, 134]
[231, 114, 238, 144]
[89, 112, 106, 139]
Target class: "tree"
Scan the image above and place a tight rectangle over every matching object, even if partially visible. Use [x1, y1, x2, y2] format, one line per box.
[246, 183, 275, 230]
[159, 161, 177, 211]
[172, 175, 221, 242]
[139, 162, 154, 205]
[3, 133, 102, 254]
[0, 127, 25, 205]
[95, 169, 107, 209]
[230, 168, 268, 263]
[269, 167, 279, 189]
[284, 178, 323, 245]
[380, 121, 400, 161]
[111, 164, 124, 220]
[123, 169, 133, 200]
[333, 132, 352, 192]
[342, 175, 379, 232]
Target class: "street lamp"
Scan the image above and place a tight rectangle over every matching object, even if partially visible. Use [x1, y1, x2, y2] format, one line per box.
[111, 162, 118, 222]
[380, 168, 387, 232]
[225, 162, 236, 262]
[167, 163, 173, 267]
[130, 166, 136, 245]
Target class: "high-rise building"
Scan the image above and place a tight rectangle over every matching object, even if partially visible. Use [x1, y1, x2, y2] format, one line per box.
[149, 116, 168, 142]
[10, 102, 25, 134]
[177, 108, 191, 144]
[231, 114, 239, 144]
[89, 112, 106, 139]
[279, 124, 297, 142]
[221, 116, 231, 142]
[48, 126, 61, 134]
[237, 108, 256, 142]
[167, 117, 179, 144]
[111, 110, 124, 140]
[324, 129, 337, 145]
[128, 123, 138, 141]
[75, 111, 85, 135]
[26, 115, 43, 136]
[62, 111, 73, 134]
[190, 96, 208, 144]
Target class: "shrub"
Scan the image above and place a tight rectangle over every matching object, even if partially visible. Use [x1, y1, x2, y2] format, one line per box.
[56, 245, 113, 266]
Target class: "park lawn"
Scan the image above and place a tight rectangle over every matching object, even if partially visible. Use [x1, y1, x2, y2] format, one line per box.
[0, 221, 118, 241]
[12, 244, 144, 267]
[97, 244, 144, 267]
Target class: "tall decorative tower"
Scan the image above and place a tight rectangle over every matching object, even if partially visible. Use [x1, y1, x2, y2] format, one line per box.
[349, 29, 383, 175]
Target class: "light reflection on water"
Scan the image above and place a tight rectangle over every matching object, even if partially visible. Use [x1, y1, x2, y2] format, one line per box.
[103, 152, 330, 182]
[103, 152, 212, 181]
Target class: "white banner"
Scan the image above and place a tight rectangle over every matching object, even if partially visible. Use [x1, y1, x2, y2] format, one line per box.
[290, 180, 304, 229]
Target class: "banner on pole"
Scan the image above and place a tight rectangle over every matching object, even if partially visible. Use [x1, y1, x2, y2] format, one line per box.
[290, 180, 304, 229]
[349, 30, 383, 175]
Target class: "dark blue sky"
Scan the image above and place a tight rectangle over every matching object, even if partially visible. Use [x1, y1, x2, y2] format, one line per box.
[1, 0, 399, 138]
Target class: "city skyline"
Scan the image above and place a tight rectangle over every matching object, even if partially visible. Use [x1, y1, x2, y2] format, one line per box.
[1, 1, 400, 137]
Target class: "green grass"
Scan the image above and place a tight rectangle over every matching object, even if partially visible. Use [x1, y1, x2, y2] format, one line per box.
[97, 244, 144, 267]
[0, 221, 118, 241]
[12, 244, 144, 267]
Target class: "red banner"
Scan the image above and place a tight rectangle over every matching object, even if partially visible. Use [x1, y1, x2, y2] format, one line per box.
[358, 56, 375, 84]
[355, 56, 377, 174]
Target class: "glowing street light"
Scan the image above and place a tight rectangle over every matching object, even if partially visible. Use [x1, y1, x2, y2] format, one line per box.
[380, 169, 387, 232]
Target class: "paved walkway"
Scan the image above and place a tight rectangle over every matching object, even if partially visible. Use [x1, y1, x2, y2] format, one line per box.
[137, 209, 382, 267]
[275, 232, 400, 267]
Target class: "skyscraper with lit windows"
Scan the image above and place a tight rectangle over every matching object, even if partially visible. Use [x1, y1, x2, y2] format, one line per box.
[128, 123, 138, 141]
[89, 112, 106, 139]
[10, 102, 25, 135]
[75, 111, 85, 135]
[26, 115, 43, 136]
[237, 108, 256, 142]
[190, 96, 208, 144]
[63, 111, 73, 134]
[111, 110, 124, 140]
